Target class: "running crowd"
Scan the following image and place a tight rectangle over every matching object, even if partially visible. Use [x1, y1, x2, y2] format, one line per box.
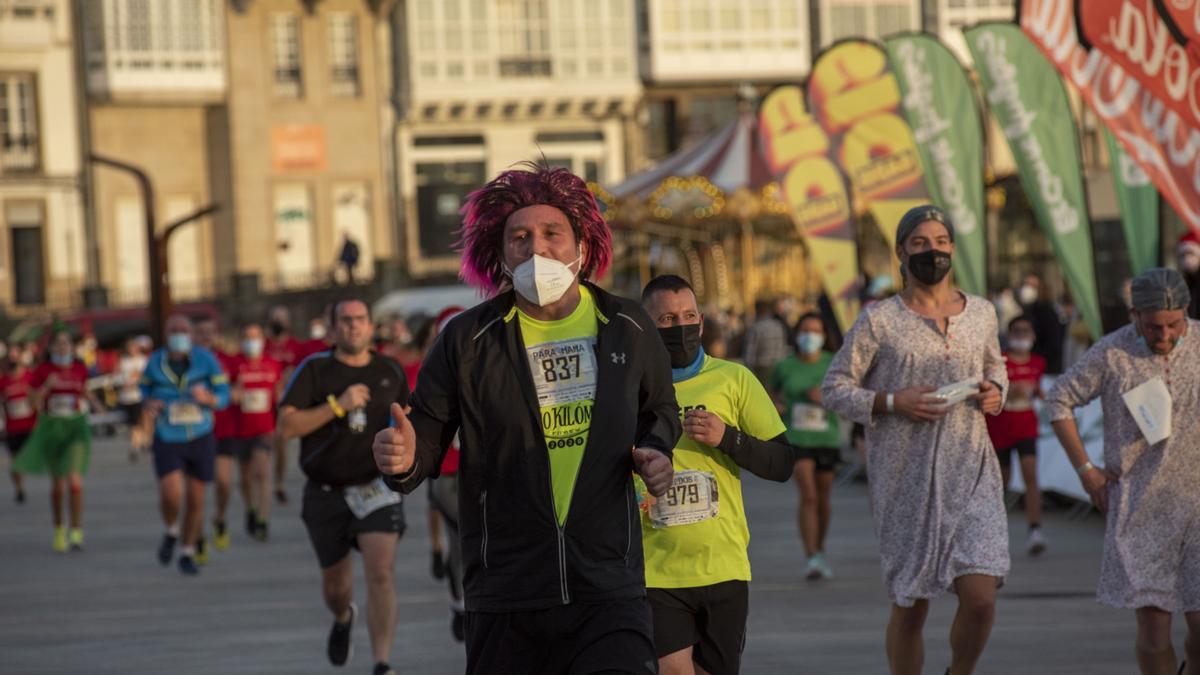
[4, 163, 1200, 675]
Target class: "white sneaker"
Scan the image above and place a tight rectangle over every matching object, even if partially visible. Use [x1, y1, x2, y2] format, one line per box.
[806, 552, 834, 580]
[1026, 528, 1047, 556]
[805, 554, 823, 581]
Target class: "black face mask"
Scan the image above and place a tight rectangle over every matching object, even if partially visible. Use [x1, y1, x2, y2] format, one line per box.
[658, 324, 702, 369]
[906, 250, 953, 285]
[269, 322, 286, 337]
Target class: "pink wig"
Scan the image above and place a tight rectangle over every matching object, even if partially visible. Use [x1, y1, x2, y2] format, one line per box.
[458, 163, 613, 295]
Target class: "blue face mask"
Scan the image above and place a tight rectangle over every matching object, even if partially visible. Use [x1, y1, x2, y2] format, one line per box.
[167, 334, 192, 354]
[796, 332, 825, 354]
[50, 353, 73, 367]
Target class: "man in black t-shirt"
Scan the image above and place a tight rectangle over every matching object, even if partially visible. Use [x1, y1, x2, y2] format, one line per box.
[279, 298, 408, 675]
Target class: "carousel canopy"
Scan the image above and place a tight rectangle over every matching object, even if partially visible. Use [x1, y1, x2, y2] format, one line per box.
[609, 110, 775, 202]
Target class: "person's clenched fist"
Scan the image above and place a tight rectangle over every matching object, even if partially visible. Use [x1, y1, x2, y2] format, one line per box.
[374, 402, 416, 475]
[632, 446, 673, 497]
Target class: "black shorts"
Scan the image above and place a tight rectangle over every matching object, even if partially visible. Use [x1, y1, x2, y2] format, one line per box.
[152, 434, 216, 481]
[216, 435, 271, 461]
[798, 447, 841, 473]
[300, 480, 406, 569]
[120, 402, 142, 426]
[5, 432, 31, 457]
[465, 597, 656, 675]
[996, 438, 1037, 459]
[648, 580, 748, 675]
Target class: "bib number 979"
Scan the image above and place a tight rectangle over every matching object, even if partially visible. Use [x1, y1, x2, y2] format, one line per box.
[666, 482, 701, 507]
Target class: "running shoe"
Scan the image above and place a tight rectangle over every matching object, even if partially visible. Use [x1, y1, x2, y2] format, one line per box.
[431, 550, 446, 580]
[157, 533, 177, 566]
[245, 508, 258, 537]
[254, 519, 269, 542]
[275, 488, 289, 505]
[178, 555, 199, 576]
[53, 526, 67, 553]
[69, 528, 84, 551]
[1026, 528, 1047, 557]
[816, 554, 835, 580]
[214, 520, 230, 551]
[804, 554, 822, 581]
[327, 603, 357, 666]
[15, 489, 25, 504]
[372, 663, 396, 675]
[195, 537, 209, 566]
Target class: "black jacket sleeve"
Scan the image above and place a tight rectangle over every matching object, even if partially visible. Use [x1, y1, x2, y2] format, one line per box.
[383, 331, 459, 494]
[633, 308, 682, 457]
[716, 428, 799, 482]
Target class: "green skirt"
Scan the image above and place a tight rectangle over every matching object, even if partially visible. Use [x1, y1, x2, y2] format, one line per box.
[12, 414, 92, 477]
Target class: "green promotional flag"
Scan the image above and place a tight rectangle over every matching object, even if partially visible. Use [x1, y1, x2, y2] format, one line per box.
[1102, 127, 1160, 275]
[886, 34, 987, 297]
[966, 23, 1102, 339]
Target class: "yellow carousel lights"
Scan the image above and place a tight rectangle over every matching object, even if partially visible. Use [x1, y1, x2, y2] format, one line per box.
[647, 176, 726, 221]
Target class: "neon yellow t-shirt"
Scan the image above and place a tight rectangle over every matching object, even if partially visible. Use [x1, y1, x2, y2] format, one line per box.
[517, 287, 599, 526]
[640, 355, 787, 588]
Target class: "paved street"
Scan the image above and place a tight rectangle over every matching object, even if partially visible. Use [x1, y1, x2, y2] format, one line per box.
[0, 435, 1187, 674]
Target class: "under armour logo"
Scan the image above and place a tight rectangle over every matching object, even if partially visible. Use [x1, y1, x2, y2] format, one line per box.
[611, 352, 626, 364]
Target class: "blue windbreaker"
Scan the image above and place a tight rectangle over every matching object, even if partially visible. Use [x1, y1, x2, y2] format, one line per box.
[140, 346, 230, 443]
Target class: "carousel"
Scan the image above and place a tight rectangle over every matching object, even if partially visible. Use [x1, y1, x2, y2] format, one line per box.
[593, 108, 819, 314]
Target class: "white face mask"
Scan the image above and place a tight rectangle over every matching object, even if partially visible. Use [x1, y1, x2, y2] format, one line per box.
[506, 251, 582, 307]
[1181, 252, 1200, 274]
[1008, 338, 1034, 352]
[310, 324, 327, 340]
[1018, 284, 1038, 305]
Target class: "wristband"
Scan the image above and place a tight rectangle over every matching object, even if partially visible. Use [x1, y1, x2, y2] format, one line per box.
[1075, 461, 1095, 476]
[326, 394, 347, 418]
[886, 392, 895, 414]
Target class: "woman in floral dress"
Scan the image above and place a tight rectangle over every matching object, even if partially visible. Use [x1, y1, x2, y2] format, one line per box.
[822, 205, 1008, 675]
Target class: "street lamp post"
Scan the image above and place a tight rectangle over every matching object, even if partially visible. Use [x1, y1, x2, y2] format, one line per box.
[88, 154, 218, 344]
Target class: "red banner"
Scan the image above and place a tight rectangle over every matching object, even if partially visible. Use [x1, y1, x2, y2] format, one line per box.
[1076, 0, 1200, 136]
[1022, 0, 1200, 234]
[1154, 0, 1200, 52]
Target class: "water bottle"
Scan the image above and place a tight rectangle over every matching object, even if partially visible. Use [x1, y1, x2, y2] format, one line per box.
[349, 407, 367, 433]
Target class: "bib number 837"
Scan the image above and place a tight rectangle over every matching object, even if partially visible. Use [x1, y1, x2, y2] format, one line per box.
[541, 355, 581, 383]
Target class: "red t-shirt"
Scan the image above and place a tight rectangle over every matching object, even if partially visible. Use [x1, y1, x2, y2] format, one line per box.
[986, 352, 1047, 450]
[267, 336, 304, 370]
[231, 355, 283, 438]
[400, 359, 459, 475]
[31, 360, 90, 417]
[213, 351, 239, 439]
[296, 339, 330, 361]
[0, 370, 38, 433]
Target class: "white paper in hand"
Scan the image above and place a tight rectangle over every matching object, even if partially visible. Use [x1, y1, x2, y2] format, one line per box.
[1122, 377, 1172, 445]
[932, 378, 981, 409]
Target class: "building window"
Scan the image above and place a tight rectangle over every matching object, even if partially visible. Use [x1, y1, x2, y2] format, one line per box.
[415, 162, 486, 258]
[0, 73, 39, 173]
[497, 0, 551, 78]
[7, 202, 45, 306]
[271, 14, 303, 99]
[874, 4, 914, 33]
[328, 13, 360, 97]
[830, 6, 868, 42]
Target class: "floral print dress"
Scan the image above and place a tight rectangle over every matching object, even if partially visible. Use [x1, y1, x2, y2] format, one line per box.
[1045, 321, 1200, 612]
[822, 294, 1010, 607]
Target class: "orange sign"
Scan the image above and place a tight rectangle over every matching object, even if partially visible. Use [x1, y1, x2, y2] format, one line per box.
[271, 125, 328, 173]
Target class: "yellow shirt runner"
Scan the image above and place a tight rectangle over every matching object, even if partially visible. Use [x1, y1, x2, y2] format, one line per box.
[640, 354, 786, 588]
[517, 287, 599, 526]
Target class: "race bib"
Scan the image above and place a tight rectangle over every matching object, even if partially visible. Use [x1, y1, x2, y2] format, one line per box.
[48, 394, 79, 417]
[648, 470, 719, 528]
[167, 402, 204, 426]
[343, 476, 402, 519]
[791, 403, 829, 432]
[6, 398, 32, 420]
[526, 338, 598, 407]
[241, 388, 271, 414]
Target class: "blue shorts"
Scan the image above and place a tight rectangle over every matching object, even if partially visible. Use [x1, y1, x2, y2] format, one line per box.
[152, 433, 217, 482]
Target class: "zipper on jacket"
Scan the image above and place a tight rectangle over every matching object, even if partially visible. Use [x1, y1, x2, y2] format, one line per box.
[547, 475, 570, 604]
[624, 482, 633, 563]
[480, 490, 489, 569]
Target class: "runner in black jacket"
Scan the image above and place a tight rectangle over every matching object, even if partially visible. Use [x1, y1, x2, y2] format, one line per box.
[374, 164, 680, 675]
